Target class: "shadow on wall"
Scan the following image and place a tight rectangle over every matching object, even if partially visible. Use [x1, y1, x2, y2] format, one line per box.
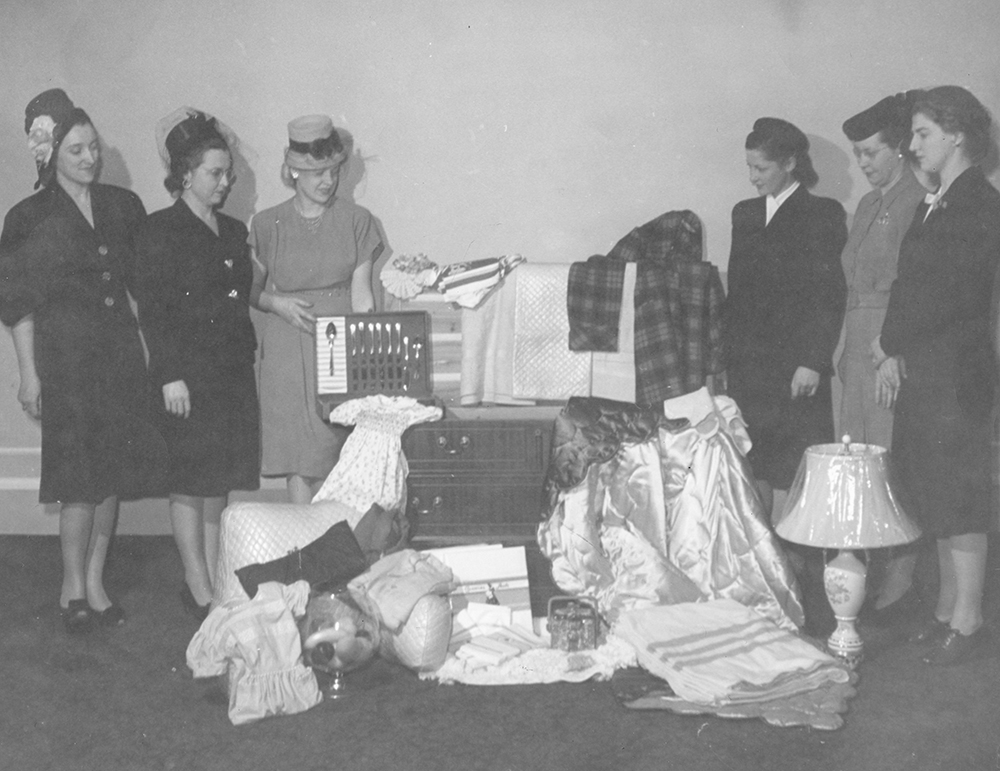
[223, 141, 258, 227]
[808, 133, 854, 204]
[336, 126, 394, 311]
[98, 146, 132, 190]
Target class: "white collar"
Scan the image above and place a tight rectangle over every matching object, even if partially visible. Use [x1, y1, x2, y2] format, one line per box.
[923, 187, 944, 222]
[766, 181, 800, 225]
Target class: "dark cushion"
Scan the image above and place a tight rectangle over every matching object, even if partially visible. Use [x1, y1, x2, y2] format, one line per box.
[235, 520, 368, 599]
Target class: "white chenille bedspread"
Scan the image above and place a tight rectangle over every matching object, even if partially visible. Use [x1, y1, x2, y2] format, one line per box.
[511, 263, 591, 400]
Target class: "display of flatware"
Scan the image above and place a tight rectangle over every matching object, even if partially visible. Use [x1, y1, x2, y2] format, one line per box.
[314, 312, 432, 405]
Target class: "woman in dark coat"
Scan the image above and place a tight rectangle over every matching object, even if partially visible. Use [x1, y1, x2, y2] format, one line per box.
[723, 118, 848, 517]
[877, 86, 1000, 665]
[0, 90, 166, 632]
[134, 108, 260, 619]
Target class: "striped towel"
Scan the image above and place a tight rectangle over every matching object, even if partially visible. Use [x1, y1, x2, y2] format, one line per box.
[615, 599, 849, 706]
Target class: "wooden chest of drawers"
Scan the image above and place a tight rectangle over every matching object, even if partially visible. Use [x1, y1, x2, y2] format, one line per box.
[402, 417, 554, 544]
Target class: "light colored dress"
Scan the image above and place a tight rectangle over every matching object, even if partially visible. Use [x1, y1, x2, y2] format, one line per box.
[311, 395, 443, 512]
[249, 197, 383, 478]
[187, 580, 321, 725]
[838, 165, 925, 448]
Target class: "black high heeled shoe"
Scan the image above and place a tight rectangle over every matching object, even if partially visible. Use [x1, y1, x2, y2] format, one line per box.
[908, 616, 950, 645]
[91, 603, 126, 627]
[180, 585, 211, 623]
[863, 585, 922, 628]
[61, 599, 93, 634]
[921, 626, 992, 666]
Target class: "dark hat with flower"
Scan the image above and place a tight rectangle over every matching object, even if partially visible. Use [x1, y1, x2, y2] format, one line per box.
[155, 106, 237, 171]
[284, 115, 345, 171]
[24, 88, 79, 186]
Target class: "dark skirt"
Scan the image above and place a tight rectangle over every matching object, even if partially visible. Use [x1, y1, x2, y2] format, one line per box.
[891, 346, 993, 538]
[727, 357, 835, 490]
[158, 363, 261, 498]
[39, 325, 168, 504]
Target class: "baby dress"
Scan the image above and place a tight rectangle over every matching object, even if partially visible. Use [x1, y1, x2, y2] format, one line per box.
[187, 580, 321, 725]
[311, 395, 443, 513]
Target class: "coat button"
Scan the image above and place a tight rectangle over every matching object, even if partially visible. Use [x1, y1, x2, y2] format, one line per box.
[98, 245, 108, 256]
[104, 297, 114, 307]
[102, 271, 112, 281]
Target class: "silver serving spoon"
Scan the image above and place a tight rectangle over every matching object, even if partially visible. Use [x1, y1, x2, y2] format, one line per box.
[326, 321, 337, 376]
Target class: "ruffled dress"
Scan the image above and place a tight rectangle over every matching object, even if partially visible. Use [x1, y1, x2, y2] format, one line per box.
[187, 580, 321, 725]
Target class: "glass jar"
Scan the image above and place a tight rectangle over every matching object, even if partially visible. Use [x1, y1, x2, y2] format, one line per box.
[547, 595, 599, 652]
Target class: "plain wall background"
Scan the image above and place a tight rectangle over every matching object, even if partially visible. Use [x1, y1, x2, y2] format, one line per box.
[2, 0, 999, 531]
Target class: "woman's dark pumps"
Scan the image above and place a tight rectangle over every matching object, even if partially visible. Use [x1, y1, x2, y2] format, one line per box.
[180, 585, 211, 623]
[921, 626, 992, 666]
[61, 599, 93, 634]
[864, 586, 922, 628]
[908, 616, 950, 645]
[92, 603, 126, 627]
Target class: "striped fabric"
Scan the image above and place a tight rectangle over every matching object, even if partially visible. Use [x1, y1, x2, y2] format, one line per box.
[615, 599, 849, 706]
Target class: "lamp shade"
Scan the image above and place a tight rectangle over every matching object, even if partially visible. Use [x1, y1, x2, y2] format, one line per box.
[775, 441, 921, 549]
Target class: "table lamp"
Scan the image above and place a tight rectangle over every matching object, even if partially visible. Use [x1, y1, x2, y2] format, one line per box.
[774, 436, 921, 667]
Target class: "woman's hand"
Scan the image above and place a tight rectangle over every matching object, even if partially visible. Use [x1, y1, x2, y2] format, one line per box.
[163, 380, 191, 419]
[791, 366, 820, 398]
[18, 372, 41, 419]
[869, 336, 888, 368]
[266, 293, 316, 334]
[875, 356, 906, 410]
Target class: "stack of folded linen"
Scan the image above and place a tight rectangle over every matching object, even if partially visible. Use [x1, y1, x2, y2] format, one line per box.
[615, 599, 850, 707]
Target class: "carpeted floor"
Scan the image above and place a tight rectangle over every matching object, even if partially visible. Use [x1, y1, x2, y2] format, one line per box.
[1, 534, 999, 771]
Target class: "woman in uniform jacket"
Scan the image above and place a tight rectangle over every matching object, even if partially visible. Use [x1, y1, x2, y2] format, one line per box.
[0, 90, 166, 633]
[877, 86, 1000, 665]
[723, 117, 848, 519]
[838, 93, 929, 625]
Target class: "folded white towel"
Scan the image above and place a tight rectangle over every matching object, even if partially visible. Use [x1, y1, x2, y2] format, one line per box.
[615, 599, 848, 706]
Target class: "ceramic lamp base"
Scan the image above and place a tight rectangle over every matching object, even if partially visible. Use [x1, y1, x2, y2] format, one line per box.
[823, 550, 867, 668]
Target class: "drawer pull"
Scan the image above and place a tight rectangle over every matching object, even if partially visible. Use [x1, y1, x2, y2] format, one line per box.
[410, 494, 444, 515]
[436, 434, 472, 455]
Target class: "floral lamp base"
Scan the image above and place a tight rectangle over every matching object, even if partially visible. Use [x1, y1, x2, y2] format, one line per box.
[823, 550, 867, 668]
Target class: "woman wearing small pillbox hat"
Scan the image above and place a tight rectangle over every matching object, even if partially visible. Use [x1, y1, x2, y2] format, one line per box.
[0, 89, 167, 633]
[837, 92, 929, 626]
[249, 115, 383, 504]
[722, 117, 848, 519]
[133, 107, 261, 618]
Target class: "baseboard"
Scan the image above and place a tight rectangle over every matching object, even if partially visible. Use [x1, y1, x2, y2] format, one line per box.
[0, 477, 289, 536]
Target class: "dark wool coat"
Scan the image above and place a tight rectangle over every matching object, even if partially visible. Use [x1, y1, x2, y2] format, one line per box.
[133, 200, 260, 497]
[880, 166, 1000, 536]
[723, 185, 848, 489]
[0, 184, 167, 504]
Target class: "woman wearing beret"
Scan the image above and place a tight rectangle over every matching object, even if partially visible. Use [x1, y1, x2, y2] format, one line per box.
[839, 93, 929, 625]
[0, 89, 167, 633]
[134, 108, 260, 619]
[878, 86, 1000, 665]
[249, 116, 381, 505]
[723, 118, 848, 521]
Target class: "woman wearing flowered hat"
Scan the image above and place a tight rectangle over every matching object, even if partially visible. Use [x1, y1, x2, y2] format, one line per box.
[133, 108, 260, 620]
[248, 115, 382, 504]
[0, 89, 167, 633]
